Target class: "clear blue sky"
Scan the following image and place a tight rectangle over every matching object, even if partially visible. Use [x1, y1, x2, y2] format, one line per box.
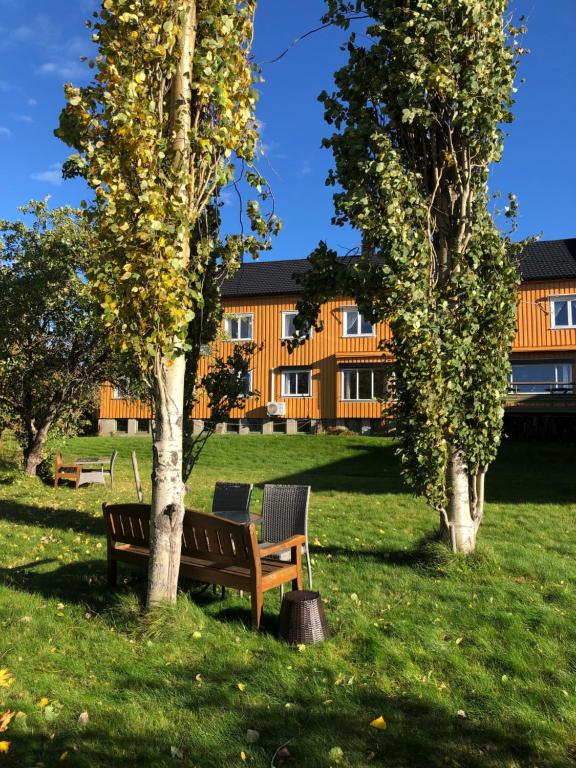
[0, 1, 574, 260]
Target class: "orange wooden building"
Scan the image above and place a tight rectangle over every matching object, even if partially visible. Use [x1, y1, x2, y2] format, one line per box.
[98, 239, 576, 436]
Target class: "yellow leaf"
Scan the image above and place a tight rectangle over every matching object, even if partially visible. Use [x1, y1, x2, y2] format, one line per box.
[455, 637, 463, 645]
[237, 682, 246, 692]
[0, 712, 14, 733]
[38, 697, 49, 708]
[370, 715, 387, 730]
[0, 670, 14, 689]
[240, 751, 246, 762]
[0, 742, 9, 754]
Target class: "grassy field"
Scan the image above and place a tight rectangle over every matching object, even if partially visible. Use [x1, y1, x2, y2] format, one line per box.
[0, 433, 575, 767]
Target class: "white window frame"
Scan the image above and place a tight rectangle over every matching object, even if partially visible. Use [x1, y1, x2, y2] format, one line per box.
[341, 368, 387, 401]
[224, 313, 254, 341]
[281, 369, 312, 398]
[342, 307, 375, 338]
[281, 310, 313, 340]
[550, 295, 576, 329]
[112, 386, 129, 400]
[239, 369, 253, 398]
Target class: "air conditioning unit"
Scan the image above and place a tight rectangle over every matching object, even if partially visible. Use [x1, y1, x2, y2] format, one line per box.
[267, 401, 286, 417]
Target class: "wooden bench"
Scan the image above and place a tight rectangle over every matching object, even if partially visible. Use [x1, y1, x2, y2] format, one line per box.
[103, 503, 304, 628]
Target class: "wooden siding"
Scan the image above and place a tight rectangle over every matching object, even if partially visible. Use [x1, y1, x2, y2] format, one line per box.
[99, 280, 576, 421]
[515, 279, 576, 351]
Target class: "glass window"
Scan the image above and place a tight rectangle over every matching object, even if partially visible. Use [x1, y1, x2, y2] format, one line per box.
[136, 418, 149, 433]
[225, 314, 253, 340]
[342, 369, 388, 400]
[112, 386, 129, 399]
[551, 296, 576, 328]
[509, 362, 573, 394]
[282, 311, 311, 339]
[116, 418, 128, 433]
[343, 308, 374, 336]
[240, 370, 252, 396]
[282, 370, 311, 397]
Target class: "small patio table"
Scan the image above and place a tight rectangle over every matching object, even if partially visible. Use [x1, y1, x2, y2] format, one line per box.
[212, 510, 263, 525]
[74, 457, 108, 487]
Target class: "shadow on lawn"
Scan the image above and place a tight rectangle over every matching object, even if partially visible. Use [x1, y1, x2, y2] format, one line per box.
[0, 499, 104, 535]
[262, 442, 407, 496]
[4, 675, 559, 768]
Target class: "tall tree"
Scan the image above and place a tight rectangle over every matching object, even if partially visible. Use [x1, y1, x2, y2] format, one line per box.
[293, 0, 526, 552]
[57, 1, 277, 604]
[0, 201, 110, 476]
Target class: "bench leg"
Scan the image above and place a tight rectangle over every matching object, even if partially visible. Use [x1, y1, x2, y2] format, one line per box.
[251, 591, 263, 629]
[107, 557, 118, 587]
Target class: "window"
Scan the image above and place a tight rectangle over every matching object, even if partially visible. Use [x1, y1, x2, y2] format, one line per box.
[551, 296, 576, 328]
[282, 311, 311, 340]
[240, 370, 253, 397]
[136, 418, 149, 433]
[112, 386, 129, 399]
[115, 418, 128, 433]
[281, 369, 312, 397]
[343, 308, 374, 337]
[508, 362, 573, 394]
[225, 314, 253, 340]
[341, 368, 388, 401]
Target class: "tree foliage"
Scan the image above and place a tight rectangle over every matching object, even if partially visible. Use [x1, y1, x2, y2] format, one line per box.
[293, 0, 526, 529]
[0, 201, 111, 475]
[57, 0, 279, 366]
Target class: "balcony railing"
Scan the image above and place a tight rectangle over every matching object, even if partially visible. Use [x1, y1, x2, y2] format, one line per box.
[506, 381, 576, 395]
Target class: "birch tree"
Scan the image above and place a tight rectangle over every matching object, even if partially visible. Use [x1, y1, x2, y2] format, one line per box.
[293, 0, 526, 552]
[57, 0, 277, 604]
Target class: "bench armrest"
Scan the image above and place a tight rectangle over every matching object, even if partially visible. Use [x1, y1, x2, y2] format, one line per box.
[259, 535, 306, 558]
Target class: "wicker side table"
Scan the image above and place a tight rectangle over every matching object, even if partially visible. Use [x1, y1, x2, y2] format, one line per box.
[278, 590, 330, 645]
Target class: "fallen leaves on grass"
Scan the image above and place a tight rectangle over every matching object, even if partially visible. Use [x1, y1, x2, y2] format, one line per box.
[456, 709, 467, 719]
[369, 715, 387, 730]
[237, 682, 246, 692]
[78, 710, 89, 726]
[0, 712, 14, 733]
[0, 670, 14, 689]
[0, 741, 10, 754]
[37, 697, 49, 708]
[328, 746, 344, 763]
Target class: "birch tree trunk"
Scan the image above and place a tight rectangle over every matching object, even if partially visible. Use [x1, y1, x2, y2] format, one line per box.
[440, 447, 477, 553]
[146, 2, 196, 608]
[147, 353, 187, 606]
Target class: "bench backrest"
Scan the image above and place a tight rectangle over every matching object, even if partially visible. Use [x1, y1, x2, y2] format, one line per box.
[103, 503, 150, 547]
[102, 504, 258, 568]
[182, 510, 257, 567]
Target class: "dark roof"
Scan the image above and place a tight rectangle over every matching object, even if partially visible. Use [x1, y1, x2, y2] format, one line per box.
[220, 239, 576, 298]
[517, 239, 576, 281]
[220, 257, 311, 297]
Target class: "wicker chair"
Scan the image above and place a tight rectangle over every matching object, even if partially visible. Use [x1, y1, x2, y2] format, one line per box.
[259, 484, 312, 589]
[103, 450, 118, 488]
[211, 481, 253, 522]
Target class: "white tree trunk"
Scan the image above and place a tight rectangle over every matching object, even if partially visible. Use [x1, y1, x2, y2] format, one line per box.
[440, 447, 477, 553]
[146, 3, 196, 607]
[147, 353, 187, 607]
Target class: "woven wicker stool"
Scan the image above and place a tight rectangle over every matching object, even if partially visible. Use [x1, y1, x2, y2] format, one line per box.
[278, 590, 330, 645]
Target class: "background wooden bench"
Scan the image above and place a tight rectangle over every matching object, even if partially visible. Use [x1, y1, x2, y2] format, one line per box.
[103, 503, 304, 628]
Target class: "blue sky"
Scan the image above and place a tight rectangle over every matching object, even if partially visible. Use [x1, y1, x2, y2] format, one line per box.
[0, 0, 574, 261]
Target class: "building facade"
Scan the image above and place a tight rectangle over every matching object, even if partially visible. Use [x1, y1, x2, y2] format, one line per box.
[98, 239, 576, 436]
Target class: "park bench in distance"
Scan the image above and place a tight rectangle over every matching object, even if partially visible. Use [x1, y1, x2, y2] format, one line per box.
[103, 503, 304, 628]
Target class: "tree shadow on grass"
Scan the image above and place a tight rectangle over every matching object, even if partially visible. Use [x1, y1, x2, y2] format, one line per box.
[0, 499, 104, 535]
[261, 442, 407, 496]
[3, 672, 563, 768]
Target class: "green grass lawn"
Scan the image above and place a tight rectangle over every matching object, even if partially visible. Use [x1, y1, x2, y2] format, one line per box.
[0, 433, 575, 767]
